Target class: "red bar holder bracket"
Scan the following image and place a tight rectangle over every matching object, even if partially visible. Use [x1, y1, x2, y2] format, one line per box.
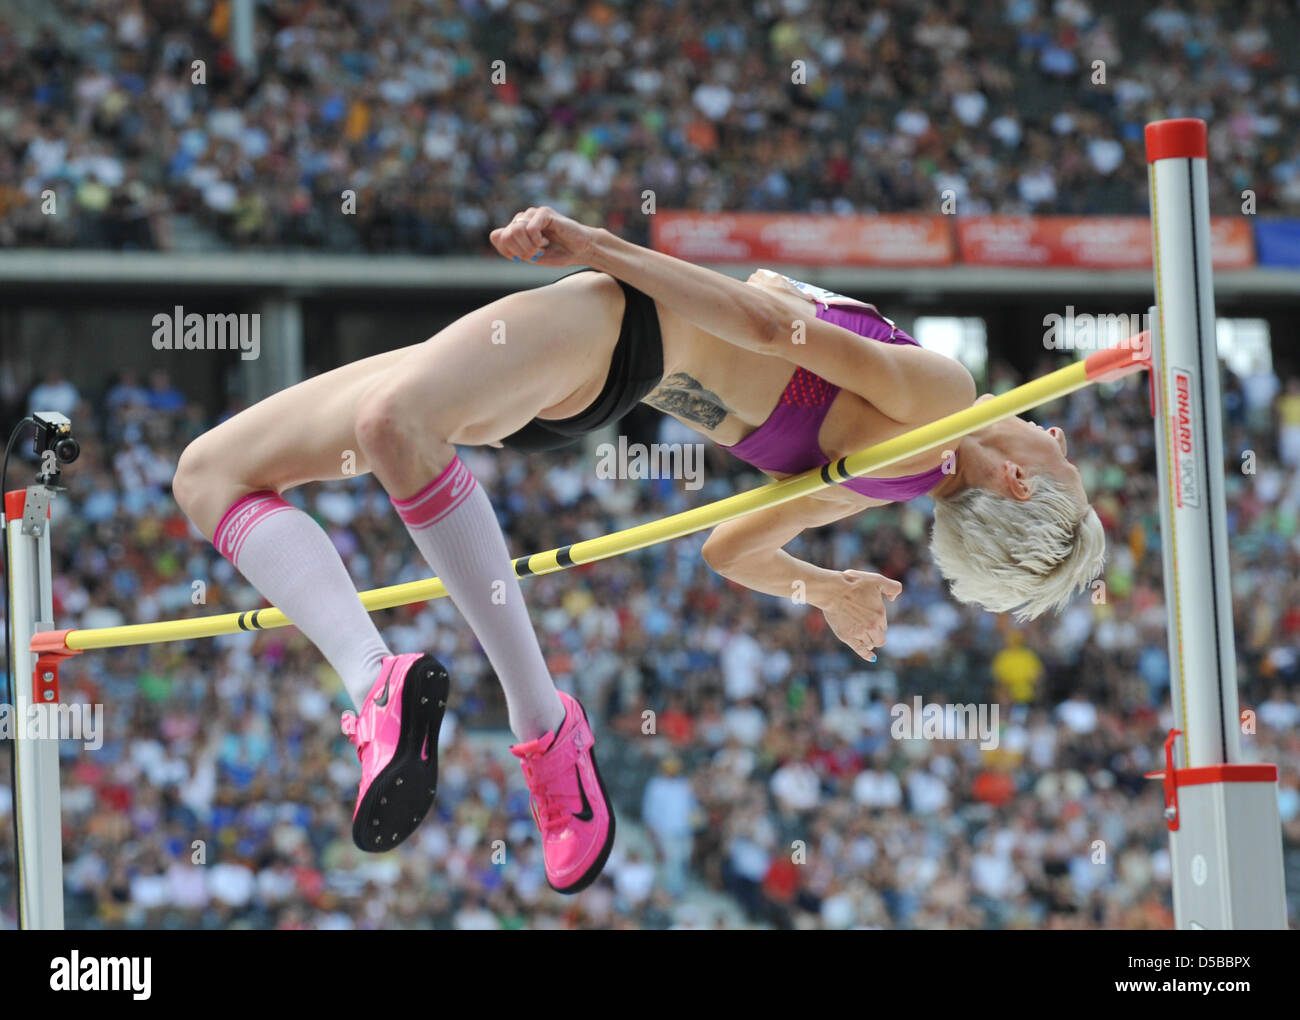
[1145, 728, 1279, 832]
[29, 629, 80, 705]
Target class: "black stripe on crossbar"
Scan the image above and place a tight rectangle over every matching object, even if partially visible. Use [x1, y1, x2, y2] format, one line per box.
[514, 557, 532, 577]
[834, 457, 849, 481]
[556, 545, 574, 567]
[820, 465, 834, 485]
[237, 612, 252, 631]
[251, 609, 265, 630]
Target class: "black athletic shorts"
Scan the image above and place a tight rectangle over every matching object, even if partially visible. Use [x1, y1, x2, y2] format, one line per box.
[499, 270, 664, 453]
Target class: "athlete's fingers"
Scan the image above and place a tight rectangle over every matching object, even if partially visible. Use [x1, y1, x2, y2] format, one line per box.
[521, 207, 550, 251]
[495, 209, 536, 260]
[507, 220, 538, 261]
[491, 222, 529, 261]
[530, 247, 568, 267]
[510, 207, 541, 253]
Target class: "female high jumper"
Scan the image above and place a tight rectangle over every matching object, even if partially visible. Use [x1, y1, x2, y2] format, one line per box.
[171, 206, 1105, 894]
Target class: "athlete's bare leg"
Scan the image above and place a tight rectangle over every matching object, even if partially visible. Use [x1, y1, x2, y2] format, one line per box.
[172, 270, 625, 535]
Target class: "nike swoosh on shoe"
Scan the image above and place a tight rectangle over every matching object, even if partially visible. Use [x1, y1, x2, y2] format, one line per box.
[572, 765, 594, 822]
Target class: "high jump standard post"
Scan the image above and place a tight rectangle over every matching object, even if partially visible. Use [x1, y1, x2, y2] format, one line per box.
[4, 488, 63, 929]
[1145, 117, 1286, 928]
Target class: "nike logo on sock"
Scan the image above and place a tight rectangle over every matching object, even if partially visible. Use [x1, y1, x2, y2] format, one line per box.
[572, 766, 594, 822]
[449, 463, 471, 498]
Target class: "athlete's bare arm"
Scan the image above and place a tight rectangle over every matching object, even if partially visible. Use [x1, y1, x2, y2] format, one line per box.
[702, 490, 901, 661]
[491, 207, 975, 425]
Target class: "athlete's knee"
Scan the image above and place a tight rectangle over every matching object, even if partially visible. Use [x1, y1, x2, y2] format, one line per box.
[172, 436, 210, 513]
[354, 382, 402, 459]
[173, 433, 245, 531]
[354, 378, 449, 468]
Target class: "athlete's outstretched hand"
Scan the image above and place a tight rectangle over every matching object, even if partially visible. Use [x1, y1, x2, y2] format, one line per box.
[818, 569, 902, 662]
[490, 206, 598, 267]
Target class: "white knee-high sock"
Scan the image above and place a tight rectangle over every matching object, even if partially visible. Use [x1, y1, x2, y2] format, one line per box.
[213, 491, 391, 708]
[391, 456, 564, 742]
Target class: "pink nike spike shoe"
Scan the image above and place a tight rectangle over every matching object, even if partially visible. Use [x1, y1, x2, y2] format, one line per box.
[511, 691, 616, 894]
[341, 653, 450, 852]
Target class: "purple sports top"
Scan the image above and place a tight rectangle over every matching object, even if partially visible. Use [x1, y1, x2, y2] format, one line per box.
[719, 278, 947, 503]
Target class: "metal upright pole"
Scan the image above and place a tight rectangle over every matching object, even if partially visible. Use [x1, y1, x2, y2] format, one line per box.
[1145, 117, 1286, 929]
[5, 487, 64, 929]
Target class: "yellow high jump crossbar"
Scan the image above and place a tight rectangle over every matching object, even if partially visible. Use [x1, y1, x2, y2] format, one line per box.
[30, 342, 1146, 657]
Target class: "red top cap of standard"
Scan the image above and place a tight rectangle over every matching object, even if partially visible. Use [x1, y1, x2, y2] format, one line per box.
[1145, 118, 1207, 163]
[4, 489, 50, 522]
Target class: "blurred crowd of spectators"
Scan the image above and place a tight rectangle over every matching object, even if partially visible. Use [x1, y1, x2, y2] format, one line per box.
[2, 0, 1299, 252]
[1, 347, 1297, 929]
[1, 0, 1298, 931]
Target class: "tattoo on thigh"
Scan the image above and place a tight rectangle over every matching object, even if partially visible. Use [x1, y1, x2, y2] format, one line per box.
[645, 372, 732, 430]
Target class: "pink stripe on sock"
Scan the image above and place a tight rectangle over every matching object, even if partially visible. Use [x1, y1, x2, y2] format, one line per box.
[213, 490, 294, 566]
[213, 491, 267, 549]
[391, 457, 478, 529]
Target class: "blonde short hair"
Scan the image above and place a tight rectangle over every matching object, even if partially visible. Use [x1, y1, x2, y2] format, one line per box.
[929, 472, 1106, 621]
